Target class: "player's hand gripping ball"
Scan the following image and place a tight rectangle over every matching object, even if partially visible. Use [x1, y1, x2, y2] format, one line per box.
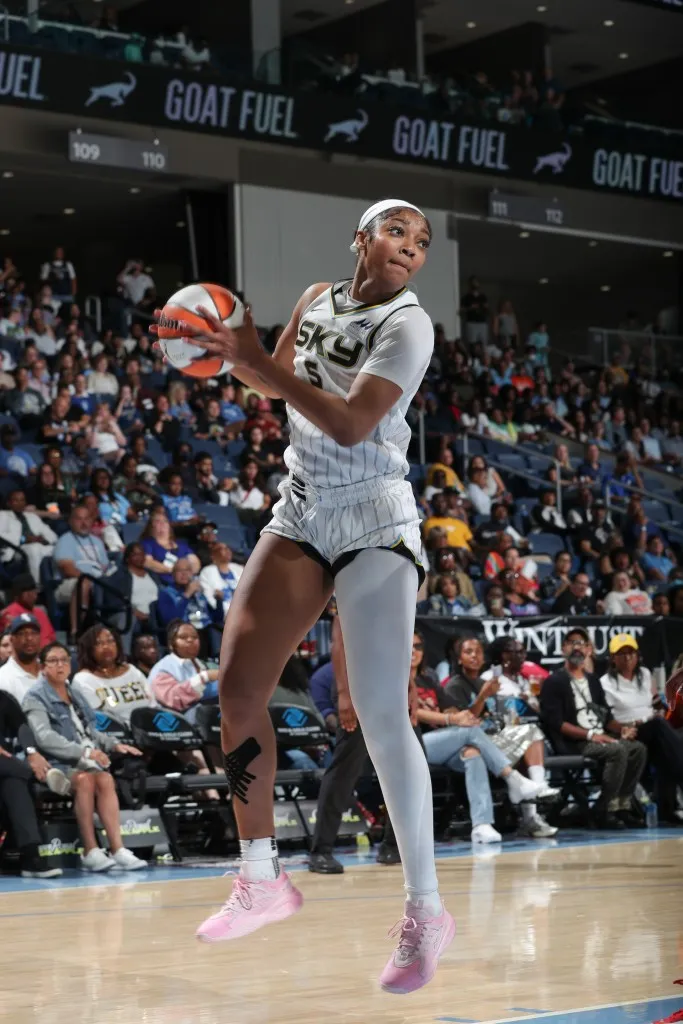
[156, 283, 244, 378]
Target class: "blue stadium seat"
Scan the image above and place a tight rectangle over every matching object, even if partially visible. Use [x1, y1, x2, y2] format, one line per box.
[531, 534, 565, 558]
[121, 522, 144, 545]
[226, 439, 246, 460]
[216, 525, 249, 553]
[497, 453, 527, 473]
[535, 562, 553, 582]
[642, 499, 669, 523]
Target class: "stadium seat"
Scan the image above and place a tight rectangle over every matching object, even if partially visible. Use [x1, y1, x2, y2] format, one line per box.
[530, 533, 565, 558]
[121, 522, 144, 545]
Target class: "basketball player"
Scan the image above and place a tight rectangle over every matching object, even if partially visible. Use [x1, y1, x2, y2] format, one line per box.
[154, 200, 457, 994]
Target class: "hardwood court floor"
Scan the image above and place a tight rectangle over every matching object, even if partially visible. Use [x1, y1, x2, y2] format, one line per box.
[1, 837, 682, 1024]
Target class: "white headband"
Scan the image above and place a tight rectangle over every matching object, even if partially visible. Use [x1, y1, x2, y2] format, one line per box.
[350, 199, 425, 254]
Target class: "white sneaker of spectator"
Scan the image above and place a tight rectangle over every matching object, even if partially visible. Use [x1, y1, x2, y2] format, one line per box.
[81, 848, 116, 872]
[506, 770, 543, 805]
[111, 847, 148, 871]
[535, 782, 561, 800]
[471, 824, 503, 844]
[46, 768, 71, 797]
[517, 815, 558, 839]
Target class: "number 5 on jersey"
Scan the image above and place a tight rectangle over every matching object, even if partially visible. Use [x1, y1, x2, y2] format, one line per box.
[304, 359, 323, 388]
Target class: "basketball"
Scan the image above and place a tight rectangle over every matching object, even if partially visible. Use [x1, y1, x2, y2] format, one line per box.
[156, 282, 244, 378]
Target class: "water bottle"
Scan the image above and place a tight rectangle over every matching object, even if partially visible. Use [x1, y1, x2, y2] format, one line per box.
[645, 801, 658, 829]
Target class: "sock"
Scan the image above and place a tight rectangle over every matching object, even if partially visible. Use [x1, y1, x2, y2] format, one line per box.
[521, 803, 537, 823]
[239, 837, 280, 882]
[405, 889, 443, 919]
[528, 765, 546, 786]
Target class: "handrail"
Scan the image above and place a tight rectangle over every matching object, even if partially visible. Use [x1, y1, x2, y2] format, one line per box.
[604, 480, 683, 542]
[0, 6, 9, 43]
[484, 457, 564, 517]
[75, 571, 132, 636]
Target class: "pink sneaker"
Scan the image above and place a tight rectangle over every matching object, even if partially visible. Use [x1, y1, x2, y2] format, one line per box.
[379, 906, 455, 994]
[196, 872, 304, 943]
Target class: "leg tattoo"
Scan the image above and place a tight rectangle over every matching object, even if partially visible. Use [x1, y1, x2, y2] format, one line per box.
[223, 737, 262, 804]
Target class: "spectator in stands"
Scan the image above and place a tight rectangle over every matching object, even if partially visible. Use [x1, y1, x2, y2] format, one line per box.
[641, 535, 677, 586]
[23, 642, 146, 872]
[90, 468, 135, 529]
[88, 403, 126, 466]
[460, 276, 489, 346]
[147, 394, 181, 451]
[140, 510, 200, 583]
[29, 462, 73, 520]
[199, 542, 243, 616]
[39, 245, 76, 305]
[662, 419, 683, 467]
[474, 502, 527, 551]
[168, 382, 196, 428]
[147, 620, 218, 723]
[540, 550, 572, 605]
[484, 583, 506, 618]
[466, 455, 507, 503]
[531, 489, 567, 534]
[624, 498, 663, 553]
[160, 471, 203, 528]
[0, 615, 42, 704]
[220, 382, 246, 431]
[603, 571, 653, 616]
[0, 574, 55, 648]
[599, 541, 645, 591]
[540, 628, 648, 828]
[605, 451, 643, 499]
[467, 465, 494, 516]
[185, 452, 225, 505]
[577, 444, 604, 485]
[637, 418, 664, 465]
[428, 547, 478, 605]
[157, 558, 222, 654]
[422, 492, 472, 552]
[426, 448, 465, 494]
[548, 443, 577, 489]
[0, 424, 37, 480]
[5, 366, 45, 429]
[653, 592, 670, 616]
[131, 634, 161, 677]
[118, 259, 155, 311]
[39, 392, 78, 446]
[227, 460, 270, 517]
[574, 498, 612, 563]
[115, 384, 144, 435]
[492, 299, 518, 347]
[113, 454, 158, 513]
[424, 573, 483, 617]
[483, 531, 513, 579]
[0, 488, 57, 584]
[113, 542, 159, 625]
[0, 688, 67, 878]
[73, 625, 151, 722]
[53, 503, 111, 636]
[552, 572, 600, 616]
[600, 634, 683, 822]
[499, 569, 540, 616]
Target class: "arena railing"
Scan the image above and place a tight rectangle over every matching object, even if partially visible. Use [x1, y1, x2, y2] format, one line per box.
[460, 428, 565, 510]
[604, 479, 683, 544]
[587, 327, 683, 378]
[0, 6, 8, 42]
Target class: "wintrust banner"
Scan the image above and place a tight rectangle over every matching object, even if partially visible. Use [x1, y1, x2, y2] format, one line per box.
[416, 615, 680, 672]
[1, 45, 682, 202]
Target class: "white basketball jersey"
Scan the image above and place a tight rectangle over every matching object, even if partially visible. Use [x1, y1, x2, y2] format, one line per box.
[285, 279, 433, 489]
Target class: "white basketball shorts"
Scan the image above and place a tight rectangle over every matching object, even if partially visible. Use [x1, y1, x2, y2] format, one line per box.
[262, 473, 425, 584]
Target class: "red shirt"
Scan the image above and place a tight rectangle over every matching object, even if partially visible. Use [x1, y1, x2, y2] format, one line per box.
[0, 603, 56, 647]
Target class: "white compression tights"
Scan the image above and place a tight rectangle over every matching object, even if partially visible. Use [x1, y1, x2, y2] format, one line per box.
[335, 548, 438, 901]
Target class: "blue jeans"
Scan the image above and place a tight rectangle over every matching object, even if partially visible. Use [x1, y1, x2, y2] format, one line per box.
[423, 726, 510, 828]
